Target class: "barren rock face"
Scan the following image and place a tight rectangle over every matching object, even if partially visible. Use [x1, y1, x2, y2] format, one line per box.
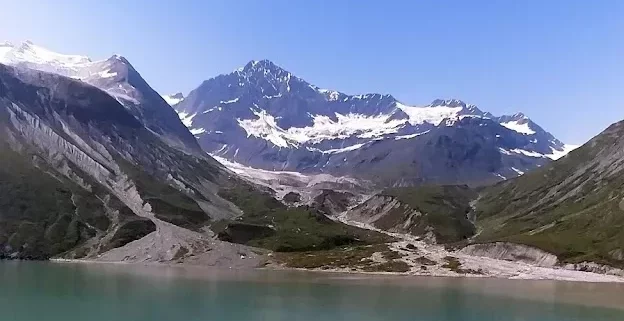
[459, 242, 558, 267]
[0, 63, 261, 266]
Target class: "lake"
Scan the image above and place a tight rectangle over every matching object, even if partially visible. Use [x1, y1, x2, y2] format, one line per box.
[1, 261, 623, 321]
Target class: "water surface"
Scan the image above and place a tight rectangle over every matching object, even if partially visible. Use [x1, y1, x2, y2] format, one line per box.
[1, 261, 623, 321]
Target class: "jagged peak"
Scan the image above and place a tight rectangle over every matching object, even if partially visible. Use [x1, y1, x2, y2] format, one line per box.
[107, 54, 131, 65]
[499, 112, 529, 122]
[240, 59, 286, 73]
[428, 98, 467, 108]
[168, 92, 184, 99]
[1, 40, 92, 66]
[512, 112, 527, 119]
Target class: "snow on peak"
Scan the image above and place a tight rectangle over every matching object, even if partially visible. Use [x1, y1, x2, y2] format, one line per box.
[236, 110, 408, 148]
[318, 88, 341, 101]
[0, 41, 92, 68]
[0, 40, 133, 82]
[242, 59, 282, 73]
[162, 92, 184, 106]
[428, 99, 467, 108]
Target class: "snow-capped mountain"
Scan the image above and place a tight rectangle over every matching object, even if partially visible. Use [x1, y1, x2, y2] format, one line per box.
[0, 41, 201, 154]
[173, 59, 577, 186]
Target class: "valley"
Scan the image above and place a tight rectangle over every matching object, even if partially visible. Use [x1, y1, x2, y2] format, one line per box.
[0, 41, 622, 283]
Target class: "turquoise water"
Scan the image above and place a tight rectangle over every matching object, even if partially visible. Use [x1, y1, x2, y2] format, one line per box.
[1, 262, 623, 321]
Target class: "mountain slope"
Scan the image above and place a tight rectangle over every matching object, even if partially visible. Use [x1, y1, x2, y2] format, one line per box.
[0, 63, 389, 261]
[173, 59, 576, 186]
[344, 185, 477, 243]
[474, 120, 624, 267]
[0, 62, 241, 261]
[0, 41, 201, 154]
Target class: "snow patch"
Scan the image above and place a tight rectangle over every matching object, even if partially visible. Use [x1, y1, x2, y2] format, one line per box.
[287, 113, 406, 143]
[98, 69, 117, 78]
[511, 149, 546, 158]
[190, 128, 206, 135]
[395, 102, 464, 126]
[237, 110, 294, 148]
[394, 130, 430, 140]
[177, 111, 197, 128]
[322, 143, 366, 154]
[0, 41, 92, 68]
[237, 111, 408, 148]
[163, 94, 184, 106]
[319, 89, 340, 101]
[220, 98, 240, 104]
[499, 148, 546, 158]
[546, 144, 579, 160]
[202, 106, 222, 114]
[501, 120, 536, 135]
[495, 173, 507, 180]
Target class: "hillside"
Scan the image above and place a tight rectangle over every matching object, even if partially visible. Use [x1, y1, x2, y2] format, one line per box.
[474, 120, 624, 267]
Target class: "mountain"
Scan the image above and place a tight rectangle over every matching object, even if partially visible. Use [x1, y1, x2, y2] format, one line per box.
[173, 59, 576, 186]
[473, 119, 624, 268]
[0, 62, 389, 262]
[0, 41, 201, 154]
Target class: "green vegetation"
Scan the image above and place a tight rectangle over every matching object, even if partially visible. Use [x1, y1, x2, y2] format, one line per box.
[475, 125, 624, 268]
[442, 256, 483, 274]
[363, 260, 411, 273]
[415, 256, 437, 266]
[0, 144, 106, 259]
[275, 244, 408, 272]
[114, 154, 211, 230]
[379, 185, 477, 243]
[216, 184, 393, 252]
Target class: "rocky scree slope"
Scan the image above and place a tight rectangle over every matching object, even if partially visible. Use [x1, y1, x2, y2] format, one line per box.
[172, 59, 576, 186]
[343, 185, 477, 244]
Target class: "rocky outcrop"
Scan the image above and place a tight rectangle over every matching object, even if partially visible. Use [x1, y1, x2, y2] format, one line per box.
[562, 262, 624, 277]
[459, 242, 558, 267]
[311, 190, 357, 216]
[343, 186, 476, 243]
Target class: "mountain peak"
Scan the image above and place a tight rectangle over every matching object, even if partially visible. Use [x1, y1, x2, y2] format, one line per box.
[162, 92, 185, 106]
[106, 54, 132, 67]
[512, 112, 527, 119]
[0, 40, 92, 66]
[240, 59, 285, 73]
[428, 99, 467, 108]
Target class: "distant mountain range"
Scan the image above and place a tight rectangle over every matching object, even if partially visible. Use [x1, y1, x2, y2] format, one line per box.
[168, 59, 577, 186]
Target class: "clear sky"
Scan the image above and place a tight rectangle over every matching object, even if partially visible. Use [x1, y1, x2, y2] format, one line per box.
[1, 0, 622, 144]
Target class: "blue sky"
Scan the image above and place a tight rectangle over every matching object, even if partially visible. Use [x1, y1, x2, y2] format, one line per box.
[1, 0, 622, 144]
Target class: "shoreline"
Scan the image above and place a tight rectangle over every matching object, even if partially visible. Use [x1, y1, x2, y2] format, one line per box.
[49, 254, 624, 284]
